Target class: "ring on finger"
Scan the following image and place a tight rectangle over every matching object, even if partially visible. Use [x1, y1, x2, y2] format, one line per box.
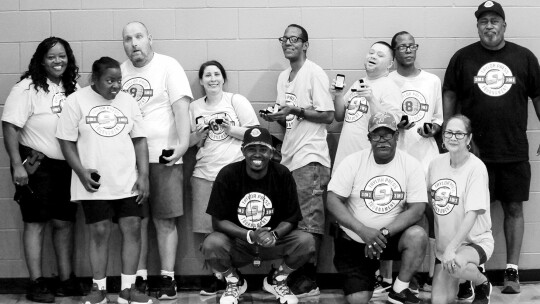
[368, 245, 372, 248]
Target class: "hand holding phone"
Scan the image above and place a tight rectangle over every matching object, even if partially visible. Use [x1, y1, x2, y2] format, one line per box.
[423, 123, 433, 134]
[400, 115, 409, 125]
[90, 172, 101, 189]
[159, 149, 174, 164]
[335, 74, 345, 90]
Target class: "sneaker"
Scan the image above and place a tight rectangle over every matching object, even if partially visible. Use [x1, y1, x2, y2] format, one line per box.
[200, 273, 227, 296]
[220, 276, 247, 304]
[409, 276, 420, 294]
[135, 276, 148, 295]
[55, 274, 85, 297]
[118, 284, 154, 304]
[387, 288, 421, 304]
[501, 268, 520, 294]
[287, 272, 320, 298]
[263, 271, 298, 304]
[373, 275, 392, 294]
[26, 277, 55, 303]
[81, 283, 107, 304]
[472, 281, 492, 304]
[157, 275, 177, 300]
[457, 280, 475, 300]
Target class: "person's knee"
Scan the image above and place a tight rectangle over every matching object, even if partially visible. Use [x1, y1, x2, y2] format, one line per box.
[153, 217, 176, 232]
[25, 222, 47, 234]
[502, 201, 523, 218]
[296, 231, 316, 253]
[89, 221, 111, 239]
[345, 291, 370, 304]
[201, 233, 228, 257]
[402, 225, 428, 250]
[51, 220, 73, 232]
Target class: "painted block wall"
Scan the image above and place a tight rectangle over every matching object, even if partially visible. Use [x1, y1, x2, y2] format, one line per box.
[1, 0, 540, 278]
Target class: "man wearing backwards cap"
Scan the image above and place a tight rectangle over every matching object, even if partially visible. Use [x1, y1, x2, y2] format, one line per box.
[327, 112, 428, 304]
[443, 1, 540, 294]
[201, 127, 315, 304]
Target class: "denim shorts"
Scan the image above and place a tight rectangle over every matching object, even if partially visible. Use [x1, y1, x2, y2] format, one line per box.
[142, 163, 184, 219]
[291, 162, 330, 235]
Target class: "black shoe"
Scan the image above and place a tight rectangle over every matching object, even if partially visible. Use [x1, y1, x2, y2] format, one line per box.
[27, 277, 55, 303]
[472, 281, 492, 304]
[55, 274, 85, 297]
[373, 275, 392, 294]
[387, 288, 420, 304]
[409, 276, 420, 294]
[501, 268, 520, 294]
[157, 275, 177, 300]
[135, 276, 148, 295]
[457, 280, 474, 300]
[200, 273, 226, 296]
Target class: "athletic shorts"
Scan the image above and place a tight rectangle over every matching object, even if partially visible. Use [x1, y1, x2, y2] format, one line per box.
[191, 176, 213, 234]
[142, 163, 184, 219]
[486, 161, 530, 202]
[14, 149, 76, 223]
[333, 229, 404, 295]
[81, 196, 141, 224]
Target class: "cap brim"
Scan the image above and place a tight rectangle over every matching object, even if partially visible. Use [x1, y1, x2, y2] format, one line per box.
[243, 142, 273, 149]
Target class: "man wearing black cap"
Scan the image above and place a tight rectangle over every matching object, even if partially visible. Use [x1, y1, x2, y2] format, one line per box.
[443, 0, 540, 294]
[327, 112, 428, 304]
[201, 127, 315, 304]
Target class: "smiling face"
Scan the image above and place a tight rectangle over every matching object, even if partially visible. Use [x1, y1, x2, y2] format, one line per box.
[365, 43, 393, 78]
[122, 22, 154, 67]
[477, 12, 506, 50]
[200, 65, 225, 95]
[242, 144, 273, 177]
[393, 33, 417, 68]
[42, 42, 68, 84]
[281, 26, 308, 62]
[369, 127, 398, 164]
[443, 118, 472, 153]
[92, 67, 122, 100]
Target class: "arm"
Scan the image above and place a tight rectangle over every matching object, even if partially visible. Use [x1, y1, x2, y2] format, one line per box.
[131, 137, 149, 204]
[2, 122, 27, 185]
[222, 120, 250, 140]
[165, 96, 191, 165]
[442, 89, 457, 122]
[267, 105, 334, 124]
[531, 96, 540, 155]
[330, 78, 347, 122]
[58, 139, 99, 192]
[386, 202, 425, 236]
[189, 124, 209, 147]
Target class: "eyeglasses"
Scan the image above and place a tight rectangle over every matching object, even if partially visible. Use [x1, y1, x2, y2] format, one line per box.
[369, 132, 396, 143]
[395, 44, 419, 52]
[443, 131, 469, 140]
[278, 36, 304, 44]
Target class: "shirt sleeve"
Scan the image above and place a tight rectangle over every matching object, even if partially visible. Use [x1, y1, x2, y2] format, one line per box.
[526, 49, 540, 100]
[328, 153, 357, 198]
[310, 67, 335, 112]
[166, 58, 193, 104]
[130, 95, 147, 139]
[2, 81, 33, 128]
[443, 52, 460, 93]
[55, 94, 81, 142]
[231, 93, 260, 127]
[463, 161, 490, 213]
[405, 155, 428, 203]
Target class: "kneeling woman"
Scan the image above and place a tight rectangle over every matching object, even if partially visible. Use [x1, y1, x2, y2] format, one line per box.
[56, 57, 152, 304]
[427, 114, 493, 304]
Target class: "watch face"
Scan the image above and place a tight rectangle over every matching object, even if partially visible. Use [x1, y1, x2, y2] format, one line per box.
[382, 228, 389, 235]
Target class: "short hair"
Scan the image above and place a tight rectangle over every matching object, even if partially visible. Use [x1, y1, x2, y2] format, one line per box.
[391, 31, 412, 51]
[198, 60, 227, 83]
[91, 57, 120, 82]
[122, 21, 149, 37]
[372, 41, 394, 58]
[287, 24, 308, 42]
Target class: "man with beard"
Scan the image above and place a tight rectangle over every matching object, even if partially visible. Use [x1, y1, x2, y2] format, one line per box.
[327, 112, 428, 304]
[443, 1, 540, 294]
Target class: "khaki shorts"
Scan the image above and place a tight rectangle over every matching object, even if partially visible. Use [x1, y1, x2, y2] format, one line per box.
[142, 163, 184, 219]
[191, 176, 213, 234]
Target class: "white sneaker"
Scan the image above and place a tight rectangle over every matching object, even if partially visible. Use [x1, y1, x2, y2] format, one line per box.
[263, 274, 298, 304]
[219, 276, 247, 304]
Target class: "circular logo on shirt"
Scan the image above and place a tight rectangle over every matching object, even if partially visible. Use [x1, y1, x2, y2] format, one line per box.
[360, 175, 404, 214]
[401, 90, 429, 123]
[237, 192, 274, 229]
[345, 93, 368, 122]
[51, 92, 67, 115]
[284, 93, 298, 129]
[122, 77, 153, 107]
[430, 179, 459, 215]
[85, 105, 128, 137]
[474, 62, 515, 97]
[207, 113, 236, 141]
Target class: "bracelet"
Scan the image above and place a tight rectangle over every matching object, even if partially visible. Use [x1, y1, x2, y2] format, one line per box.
[271, 231, 279, 241]
[246, 230, 255, 244]
[299, 107, 305, 118]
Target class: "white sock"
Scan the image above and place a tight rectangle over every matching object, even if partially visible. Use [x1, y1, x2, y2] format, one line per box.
[136, 269, 148, 280]
[121, 274, 136, 290]
[392, 278, 409, 293]
[161, 270, 174, 279]
[506, 264, 518, 271]
[93, 277, 107, 290]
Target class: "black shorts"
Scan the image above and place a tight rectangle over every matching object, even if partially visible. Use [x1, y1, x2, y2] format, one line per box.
[333, 230, 404, 295]
[15, 153, 76, 223]
[486, 161, 530, 202]
[435, 243, 488, 265]
[81, 196, 142, 224]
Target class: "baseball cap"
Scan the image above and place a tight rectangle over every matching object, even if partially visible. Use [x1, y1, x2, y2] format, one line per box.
[243, 127, 273, 149]
[368, 112, 398, 133]
[475, 1, 505, 20]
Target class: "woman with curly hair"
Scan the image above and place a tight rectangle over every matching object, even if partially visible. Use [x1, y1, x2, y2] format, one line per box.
[1, 37, 82, 303]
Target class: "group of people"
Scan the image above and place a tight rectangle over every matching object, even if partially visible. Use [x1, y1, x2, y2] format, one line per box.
[3, 1, 540, 304]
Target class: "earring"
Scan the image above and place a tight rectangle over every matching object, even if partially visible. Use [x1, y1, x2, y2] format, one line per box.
[467, 144, 471, 150]
[442, 143, 446, 150]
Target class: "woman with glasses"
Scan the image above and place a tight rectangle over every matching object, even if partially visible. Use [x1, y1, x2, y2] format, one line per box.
[427, 114, 493, 304]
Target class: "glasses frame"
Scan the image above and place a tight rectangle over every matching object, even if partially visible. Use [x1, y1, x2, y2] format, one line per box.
[443, 131, 470, 140]
[278, 36, 304, 44]
[368, 132, 396, 143]
[395, 44, 419, 52]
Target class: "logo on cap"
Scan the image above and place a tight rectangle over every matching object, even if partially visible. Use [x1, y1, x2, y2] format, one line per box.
[484, 1, 494, 7]
[251, 128, 261, 137]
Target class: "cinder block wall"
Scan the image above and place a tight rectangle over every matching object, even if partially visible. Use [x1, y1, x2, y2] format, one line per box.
[1, 0, 540, 278]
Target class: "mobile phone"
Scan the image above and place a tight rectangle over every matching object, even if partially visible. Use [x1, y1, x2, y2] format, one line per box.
[90, 172, 101, 189]
[359, 78, 365, 88]
[400, 115, 409, 125]
[335, 74, 345, 90]
[215, 118, 224, 124]
[423, 122, 433, 134]
[159, 149, 174, 164]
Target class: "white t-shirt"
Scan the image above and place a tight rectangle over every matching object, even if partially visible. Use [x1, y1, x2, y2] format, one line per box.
[2, 78, 76, 160]
[276, 59, 335, 171]
[328, 148, 427, 243]
[190, 92, 259, 181]
[389, 70, 443, 173]
[121, 53, 193, 164]
[333, 76, 402, 173]
[427, 153, 493, 260]
[56, 86, 146, 201]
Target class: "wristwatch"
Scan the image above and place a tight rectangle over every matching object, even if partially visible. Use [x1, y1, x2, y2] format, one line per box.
[271, 230, 280, 241]
[298, 107, 305, 119]
[380, 227, 390, 238]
